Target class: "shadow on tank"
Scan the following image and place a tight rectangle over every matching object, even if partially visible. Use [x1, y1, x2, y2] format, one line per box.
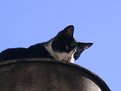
[0, 58, 110, 91]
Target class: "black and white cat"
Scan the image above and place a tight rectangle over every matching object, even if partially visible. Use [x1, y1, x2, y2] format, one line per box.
[0, 25, 93, 63]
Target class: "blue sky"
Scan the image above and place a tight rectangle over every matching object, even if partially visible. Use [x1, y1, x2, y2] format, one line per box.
[0, 0, 121, 90]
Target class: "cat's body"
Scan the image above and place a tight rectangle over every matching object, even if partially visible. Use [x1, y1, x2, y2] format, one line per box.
[0, 25, 93, 63]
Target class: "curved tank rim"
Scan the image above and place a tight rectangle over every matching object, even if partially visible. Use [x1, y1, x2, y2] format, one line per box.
[0, 58, 110, 91]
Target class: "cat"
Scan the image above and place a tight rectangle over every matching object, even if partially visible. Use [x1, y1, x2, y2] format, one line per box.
[0, 25, 93, 63]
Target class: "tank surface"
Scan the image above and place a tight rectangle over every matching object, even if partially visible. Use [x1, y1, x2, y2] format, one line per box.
[0, 58, 110, 91]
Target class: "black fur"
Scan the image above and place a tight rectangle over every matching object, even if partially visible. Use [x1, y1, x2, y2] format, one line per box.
[0, 25, 93, 62]
[52, 25, 76, 52]
[0, 43, 53, 61]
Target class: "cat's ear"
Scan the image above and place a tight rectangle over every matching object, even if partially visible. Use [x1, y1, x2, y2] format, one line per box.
[63, 25, 74, 36]
[83, 43, 93, 50]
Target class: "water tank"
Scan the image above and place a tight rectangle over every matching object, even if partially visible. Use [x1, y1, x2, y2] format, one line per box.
[0, 58, 110, 91]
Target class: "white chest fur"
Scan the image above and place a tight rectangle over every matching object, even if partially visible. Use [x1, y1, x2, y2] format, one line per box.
[70, 52, 75, 63]
[44, 40, 77, 63]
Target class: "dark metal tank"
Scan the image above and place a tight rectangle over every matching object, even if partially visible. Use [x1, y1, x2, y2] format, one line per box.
[0, 58, 110, 91]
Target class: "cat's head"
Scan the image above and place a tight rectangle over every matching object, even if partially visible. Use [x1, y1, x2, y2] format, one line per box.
[50, 25, 93, 63]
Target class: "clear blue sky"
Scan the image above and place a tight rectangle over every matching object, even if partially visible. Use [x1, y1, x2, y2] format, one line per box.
[0, 0, 120, 90]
